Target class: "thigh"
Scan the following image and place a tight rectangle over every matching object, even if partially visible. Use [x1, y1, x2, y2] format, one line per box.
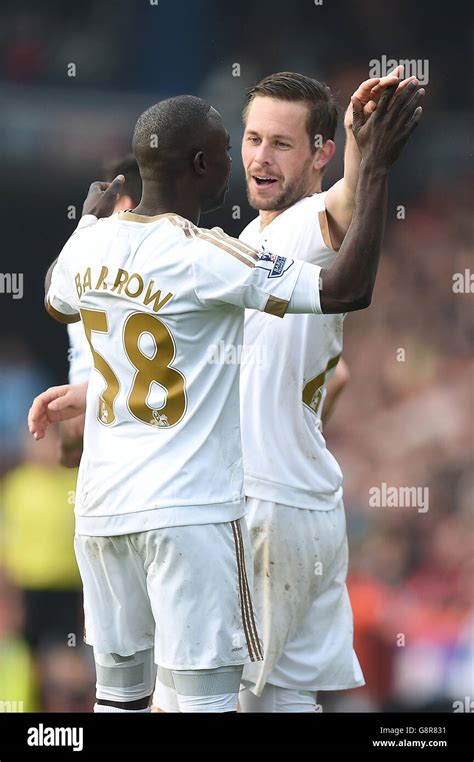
[246, 499, 344, 630]
[74, 534, 155, 656]
[267, 540, 364, 691]
[242, 498, 347, 693]
[144, 519, 263, 671]
[259, 503, 364, 691]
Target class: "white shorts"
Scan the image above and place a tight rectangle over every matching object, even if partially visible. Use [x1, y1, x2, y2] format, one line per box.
[241, 498, 364, 695]
[74, 518, 263, 670]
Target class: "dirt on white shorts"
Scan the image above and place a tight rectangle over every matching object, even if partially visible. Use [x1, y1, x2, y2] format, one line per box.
[74, 518, 263, 670]
[241, 498, 364, 695]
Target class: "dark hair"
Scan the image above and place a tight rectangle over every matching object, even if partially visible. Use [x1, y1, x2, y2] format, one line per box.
[104, 153, 141, 206]
[243, 71, 338, 150]
[132, 95, 212, 181]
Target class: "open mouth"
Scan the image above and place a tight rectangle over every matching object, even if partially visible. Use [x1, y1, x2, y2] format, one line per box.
[253, 175, 278, 187]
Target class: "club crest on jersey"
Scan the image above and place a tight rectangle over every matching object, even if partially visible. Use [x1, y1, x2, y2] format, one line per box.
[257, 252, 293, 279]
[150, 410, 169, 427]
[100, 401, 109, 423]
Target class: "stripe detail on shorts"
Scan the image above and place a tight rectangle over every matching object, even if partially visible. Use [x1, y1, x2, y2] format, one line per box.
[231, 520, 263, 662]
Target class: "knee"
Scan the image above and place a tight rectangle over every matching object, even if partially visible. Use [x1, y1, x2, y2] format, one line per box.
[94, 648, 156, 708]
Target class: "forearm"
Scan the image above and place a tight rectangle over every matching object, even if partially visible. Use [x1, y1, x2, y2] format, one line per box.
[59, 417, 84, 468]
[325, 129, 361, 247]
[342, 128, 362, 204]
[320, 159, 388, 313]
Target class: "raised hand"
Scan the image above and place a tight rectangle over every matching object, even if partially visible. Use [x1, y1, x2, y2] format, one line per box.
[82, 174, 125, 218]
[344, 66, 416, 129]
[351, 79, 425, 169]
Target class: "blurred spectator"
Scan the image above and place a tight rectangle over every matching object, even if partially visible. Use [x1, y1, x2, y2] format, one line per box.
[36, 644, 95, 713]
[0, 569, 37, 712]
[0, 426, 82, 654]
[0, 338, 51, 476]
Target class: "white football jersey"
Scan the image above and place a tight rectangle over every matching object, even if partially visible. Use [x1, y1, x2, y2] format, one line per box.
[47, 210, 323, 535]
[67, 321, 92, 384]
[240, 192, 345, 511]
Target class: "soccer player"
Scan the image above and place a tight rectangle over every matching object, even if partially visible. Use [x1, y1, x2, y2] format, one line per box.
[236, 70, 423, 712]
[61, 155, 142, 467]
[61, 154, 348, 468]
[29, 85, 423, 713]
[53, 73, 401, 476]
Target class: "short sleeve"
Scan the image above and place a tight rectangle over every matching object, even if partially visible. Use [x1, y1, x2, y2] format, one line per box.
[46, 245, 81, 324]
[192, 227, 309, 318]
[46, 217, 99, 324]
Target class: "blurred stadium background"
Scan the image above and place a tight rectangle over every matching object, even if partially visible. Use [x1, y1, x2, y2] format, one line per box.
[0, 0, 472, 713]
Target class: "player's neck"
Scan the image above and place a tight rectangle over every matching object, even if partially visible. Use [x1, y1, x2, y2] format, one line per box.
[133, 186, 201, 225]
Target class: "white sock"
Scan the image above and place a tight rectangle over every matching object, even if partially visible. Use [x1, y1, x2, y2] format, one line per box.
[94, 703, 150, 713]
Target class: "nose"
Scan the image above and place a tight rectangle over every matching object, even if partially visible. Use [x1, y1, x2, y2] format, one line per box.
[253, 141, 272, 165]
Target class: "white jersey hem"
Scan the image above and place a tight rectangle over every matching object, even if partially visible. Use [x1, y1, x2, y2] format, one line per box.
[242, 675, 366, 694]
[244, 474, 342, 511]
[75, 500, 246, 536]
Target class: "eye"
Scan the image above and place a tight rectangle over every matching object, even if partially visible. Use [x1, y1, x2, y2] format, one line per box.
[276, 141, 290, 148]
[247, 136, 260, 144]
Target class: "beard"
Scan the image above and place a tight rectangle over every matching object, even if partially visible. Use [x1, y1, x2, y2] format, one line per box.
[245, 165, 313, 212]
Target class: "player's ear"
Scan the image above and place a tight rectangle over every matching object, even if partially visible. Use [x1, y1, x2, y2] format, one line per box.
[193, 151, 206, 176]
[313, 139, 336, 172]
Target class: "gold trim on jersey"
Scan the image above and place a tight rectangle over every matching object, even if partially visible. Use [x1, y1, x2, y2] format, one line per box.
[46, 300, 81, 324]
[302, 353, 341, 413]
[318, 209, 340, 252]
[119, 210, 258, 268]
[166, 215, 195, 239]
[209, 227, 260, 261]
[118, 211, 184, 224]
[264, 295, 289, 318]
[231, 520, 263, 663]
[168, 217, 258, 268]
[195, 229, 256, 268]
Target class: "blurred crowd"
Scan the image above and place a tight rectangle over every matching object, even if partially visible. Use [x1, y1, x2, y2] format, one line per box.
[326, 176, 473, 712]
[1, 0, 470, 110]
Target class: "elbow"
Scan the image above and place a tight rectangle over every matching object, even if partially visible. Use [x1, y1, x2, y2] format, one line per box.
[323, 293, 371, 314]
[320, 271, 373, 313]
[346, 293, 371, 312]
[343, 286, 373, 312]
